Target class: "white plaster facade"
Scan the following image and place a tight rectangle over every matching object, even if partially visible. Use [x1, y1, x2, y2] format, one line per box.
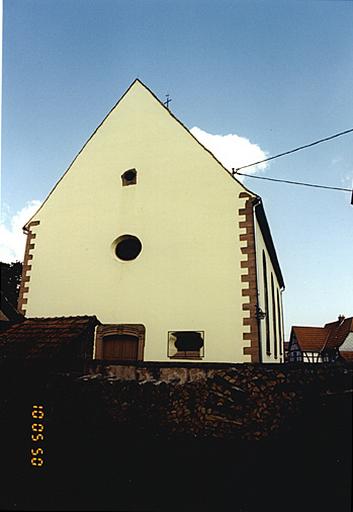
[255, 216, 285, 362]
[20, 80, 284, 363]
[339, 332, 353, 353]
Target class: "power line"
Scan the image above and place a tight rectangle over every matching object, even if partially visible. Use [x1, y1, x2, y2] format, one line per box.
[233, 171, 352, 193]
[235, 128, 353, 171]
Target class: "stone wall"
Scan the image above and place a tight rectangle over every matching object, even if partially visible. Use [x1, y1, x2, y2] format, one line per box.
[1, 360, 352, 511]
[79, 360, 353, 440]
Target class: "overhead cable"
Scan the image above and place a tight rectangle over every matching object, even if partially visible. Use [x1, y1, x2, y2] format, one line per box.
[233, 171, 352, 193]
[235, 128, 353, 172]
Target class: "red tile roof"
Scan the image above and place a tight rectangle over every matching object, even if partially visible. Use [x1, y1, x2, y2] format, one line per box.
[340, 351, 353, 362]
[0, 316, 100, 360]
[291, 316, 353, 353]
[323, 317, 353, 349]
[291, 327, 328, 352]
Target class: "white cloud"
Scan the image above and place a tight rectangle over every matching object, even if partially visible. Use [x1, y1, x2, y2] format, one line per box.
[341, 172, 353, 187]
[190, 126, 268, 179]
[0, 200, 42, 263]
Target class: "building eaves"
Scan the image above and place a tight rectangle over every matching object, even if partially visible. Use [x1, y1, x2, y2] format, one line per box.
[322, 316, 353, 350]
[254, 200, 285, 289]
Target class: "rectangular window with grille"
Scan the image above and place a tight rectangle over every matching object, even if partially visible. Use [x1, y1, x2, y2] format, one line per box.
[168, 331, 205, 359]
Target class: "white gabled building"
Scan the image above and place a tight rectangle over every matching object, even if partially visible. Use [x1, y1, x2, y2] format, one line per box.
[18, 79, 285, 363]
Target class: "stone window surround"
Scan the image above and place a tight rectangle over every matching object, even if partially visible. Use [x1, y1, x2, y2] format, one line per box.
[168, 330, 205, 360]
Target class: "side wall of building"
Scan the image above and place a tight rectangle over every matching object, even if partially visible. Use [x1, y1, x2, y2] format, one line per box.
[255, 218, 284, 363]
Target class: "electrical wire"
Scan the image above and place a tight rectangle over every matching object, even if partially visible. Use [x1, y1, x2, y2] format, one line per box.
[233, 171, 352, 193]
[235, 128, 353, 171]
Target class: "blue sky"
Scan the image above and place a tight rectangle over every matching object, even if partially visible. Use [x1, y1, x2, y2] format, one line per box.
[1, 0, 353, 337]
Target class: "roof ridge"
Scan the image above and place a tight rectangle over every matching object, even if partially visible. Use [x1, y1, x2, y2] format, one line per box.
[23, 315, 99, 322]
[292, 325, 326, 330]
[320, 323, 334, 352]
[25, 315, 97, 319]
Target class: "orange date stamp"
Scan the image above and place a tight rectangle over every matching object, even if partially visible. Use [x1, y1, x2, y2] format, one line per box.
[30, 405, 45, 467]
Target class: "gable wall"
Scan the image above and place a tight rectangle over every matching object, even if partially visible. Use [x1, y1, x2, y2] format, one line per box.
[22, 83, 255, 363]
[339, 332, 353, 352]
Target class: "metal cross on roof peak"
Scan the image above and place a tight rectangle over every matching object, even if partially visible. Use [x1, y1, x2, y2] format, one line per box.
[164, 94, 172, 109]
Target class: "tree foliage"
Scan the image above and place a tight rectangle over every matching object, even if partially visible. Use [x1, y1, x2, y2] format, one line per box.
[0, 261, 23, 308]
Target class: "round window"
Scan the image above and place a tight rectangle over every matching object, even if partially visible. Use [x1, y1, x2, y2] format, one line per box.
[114, 235, 142, 261]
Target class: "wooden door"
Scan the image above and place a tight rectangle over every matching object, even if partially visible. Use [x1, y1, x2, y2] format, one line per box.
[102, 334, 139, 360]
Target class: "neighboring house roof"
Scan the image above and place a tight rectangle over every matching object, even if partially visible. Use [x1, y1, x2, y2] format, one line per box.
[323, 317, 353, 350]
[0, 316, 99, 361]
[291, 327, 328, 352]
[290, 316, 353, 355]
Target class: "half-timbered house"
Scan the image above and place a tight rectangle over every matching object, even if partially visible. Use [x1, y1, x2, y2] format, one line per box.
[288, 315, 353, 363]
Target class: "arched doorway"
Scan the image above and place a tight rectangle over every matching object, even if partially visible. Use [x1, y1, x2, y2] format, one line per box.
[94, 324, 145, 361]
[102, 333, 139, 360]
